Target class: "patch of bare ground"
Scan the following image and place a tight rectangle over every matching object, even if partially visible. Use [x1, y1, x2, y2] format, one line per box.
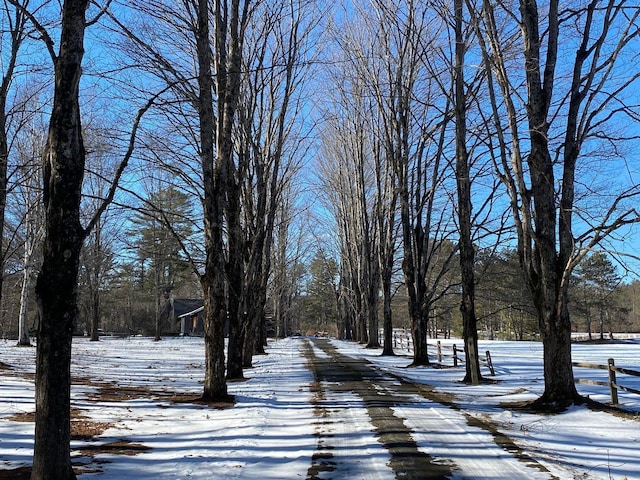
[86, 384, 164, 402]
[74, 439, 151, 457]
[1, 365, 34, 381]
[7, 408, 114, 440]
[0, 466, 30, 480]
[0, 440, 152, 479]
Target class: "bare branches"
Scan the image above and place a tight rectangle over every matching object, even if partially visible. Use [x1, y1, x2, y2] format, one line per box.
[83, 84, 172, 238]
[6, 0, 57, 61]
[87, 0, 112, 27]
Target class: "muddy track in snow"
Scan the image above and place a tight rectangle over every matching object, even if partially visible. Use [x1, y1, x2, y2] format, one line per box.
[303, 337, 556, 480]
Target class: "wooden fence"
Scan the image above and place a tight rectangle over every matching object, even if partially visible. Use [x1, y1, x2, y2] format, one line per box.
[573, 358, 640, 405]
[382, 329, 640, 405]
[381, 329, 495, 375]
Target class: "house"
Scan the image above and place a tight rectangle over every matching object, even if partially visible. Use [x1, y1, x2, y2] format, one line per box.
[165, 298, 232, 337]
[163, 298, 205, 336]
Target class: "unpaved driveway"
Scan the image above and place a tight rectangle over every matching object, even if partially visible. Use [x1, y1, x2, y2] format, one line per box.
[304, 338, 557, 480]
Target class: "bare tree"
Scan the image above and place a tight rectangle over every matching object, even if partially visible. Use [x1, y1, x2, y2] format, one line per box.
[473, 0, 640, 409]
[229, 0, 315, 374]
[195, 0, 234, 400]
[109, 0, 250, 399]
[8, 1, 155, 475]
[270, 184, 308, 338]
[366, 0, 458, 366]
[316, 96, 380, 345]
[0, 1, 48, 329]
[14, 125, 45, 347]
[319, 4, 387, 347]
[453, 0, 481, 383]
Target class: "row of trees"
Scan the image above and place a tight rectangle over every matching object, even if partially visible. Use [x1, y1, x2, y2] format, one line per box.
[5, 226, 635, 347]
[0, 0, 638, 478]
[0, 0, 318, 478]
[297, 248, 639, 342]
[314, 0, 640, 407]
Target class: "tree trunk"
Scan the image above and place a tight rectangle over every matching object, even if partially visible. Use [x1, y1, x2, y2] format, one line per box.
[17, 244, 31, 347]
[366, 289, 380, 348]
[0, 111, 8, 320]
[0, 2, 24, 324]
[518, 0, 579, 409]
[410, 307, 429, 366]
[89, 227, 101, 342]
[454, 0, 480, 384]
[201, 277, 229, 400]
[89, 283, 100, 341]
[226, 308, 245, 379]
[536, 293, 578, 408]
[17, 201, 35, 347]
[31, 2, 89, 479]
[380, 273, 394, 356]
[196, 0, 228, 402]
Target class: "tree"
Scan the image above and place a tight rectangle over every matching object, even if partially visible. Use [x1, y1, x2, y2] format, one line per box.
[29, 2, 91, 476]
[128, 184, 195, 340]
[474, 0, 640, 408]
[453, 0, 481, 383]
[316, 93, 380, 346]
[231, 0, 315, 372]
[15, 124, 45, 347]
[18, 1, 153, 475]
[371, 0, 457, 366]
[0, 1, 32, 316]
[78, 131, 125, 341]
[302, 251, 340, 334]
[473, 249, 537, 340]
[198, 0, 249, 398]
[109, 0, 249, 399]
[573, 252, 620, 340]
[269, 190, 308, 338]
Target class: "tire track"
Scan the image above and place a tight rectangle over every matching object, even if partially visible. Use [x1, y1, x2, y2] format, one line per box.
[305, 338, 453, 480]
[304, 338, 558, 480]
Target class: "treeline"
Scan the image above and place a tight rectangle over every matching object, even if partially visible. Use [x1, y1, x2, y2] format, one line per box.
[294, 249, 640, 342]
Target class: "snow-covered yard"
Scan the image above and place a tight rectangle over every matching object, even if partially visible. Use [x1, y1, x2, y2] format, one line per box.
[1, 335, 639, 479]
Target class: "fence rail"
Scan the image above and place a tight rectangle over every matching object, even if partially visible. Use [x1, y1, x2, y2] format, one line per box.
[381, 329, 495, 376]
[574, 358, 640, 405]
[383, 330, 640, 404]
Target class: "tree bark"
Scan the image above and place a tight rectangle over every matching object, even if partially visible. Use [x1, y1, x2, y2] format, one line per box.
[454, 0, 480, 384]
[518, 0, 579, 409]
[31, 2, 89, 478]
[196, 0, 229, 401]
[380, 273, 394, 356]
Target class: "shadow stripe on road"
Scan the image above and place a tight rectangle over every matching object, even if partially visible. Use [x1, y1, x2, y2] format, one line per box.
[304, 338, 454, 480]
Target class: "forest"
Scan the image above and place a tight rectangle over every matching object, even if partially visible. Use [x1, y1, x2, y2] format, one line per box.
[0, 0, 639, 478]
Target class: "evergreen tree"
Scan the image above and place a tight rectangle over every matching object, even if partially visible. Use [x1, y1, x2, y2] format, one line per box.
[300, 252, 339, 335]
[573, 252, 620, 340]
[127, 186, 197, 338]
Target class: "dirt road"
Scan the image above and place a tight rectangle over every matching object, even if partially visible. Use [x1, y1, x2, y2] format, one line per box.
[304, 338, 557, 480]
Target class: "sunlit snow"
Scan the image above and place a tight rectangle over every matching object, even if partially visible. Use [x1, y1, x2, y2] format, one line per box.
[1, 335, 639, 479]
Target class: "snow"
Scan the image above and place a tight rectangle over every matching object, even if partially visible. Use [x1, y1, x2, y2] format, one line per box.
[1, 335, 639, 479]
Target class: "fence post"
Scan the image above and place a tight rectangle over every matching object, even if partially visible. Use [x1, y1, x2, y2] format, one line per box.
[608, 358, 619, 405]
[437, 341, 442, 362]
[453, 344, 458, 367]
[485, 350, 495, 376]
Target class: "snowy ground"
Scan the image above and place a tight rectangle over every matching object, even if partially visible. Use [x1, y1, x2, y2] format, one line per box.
[1, 335, 639, 479]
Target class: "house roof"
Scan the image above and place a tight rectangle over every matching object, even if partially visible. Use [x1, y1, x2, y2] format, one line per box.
[177, 305, 204, 319]
[171, 298, 204, 318]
